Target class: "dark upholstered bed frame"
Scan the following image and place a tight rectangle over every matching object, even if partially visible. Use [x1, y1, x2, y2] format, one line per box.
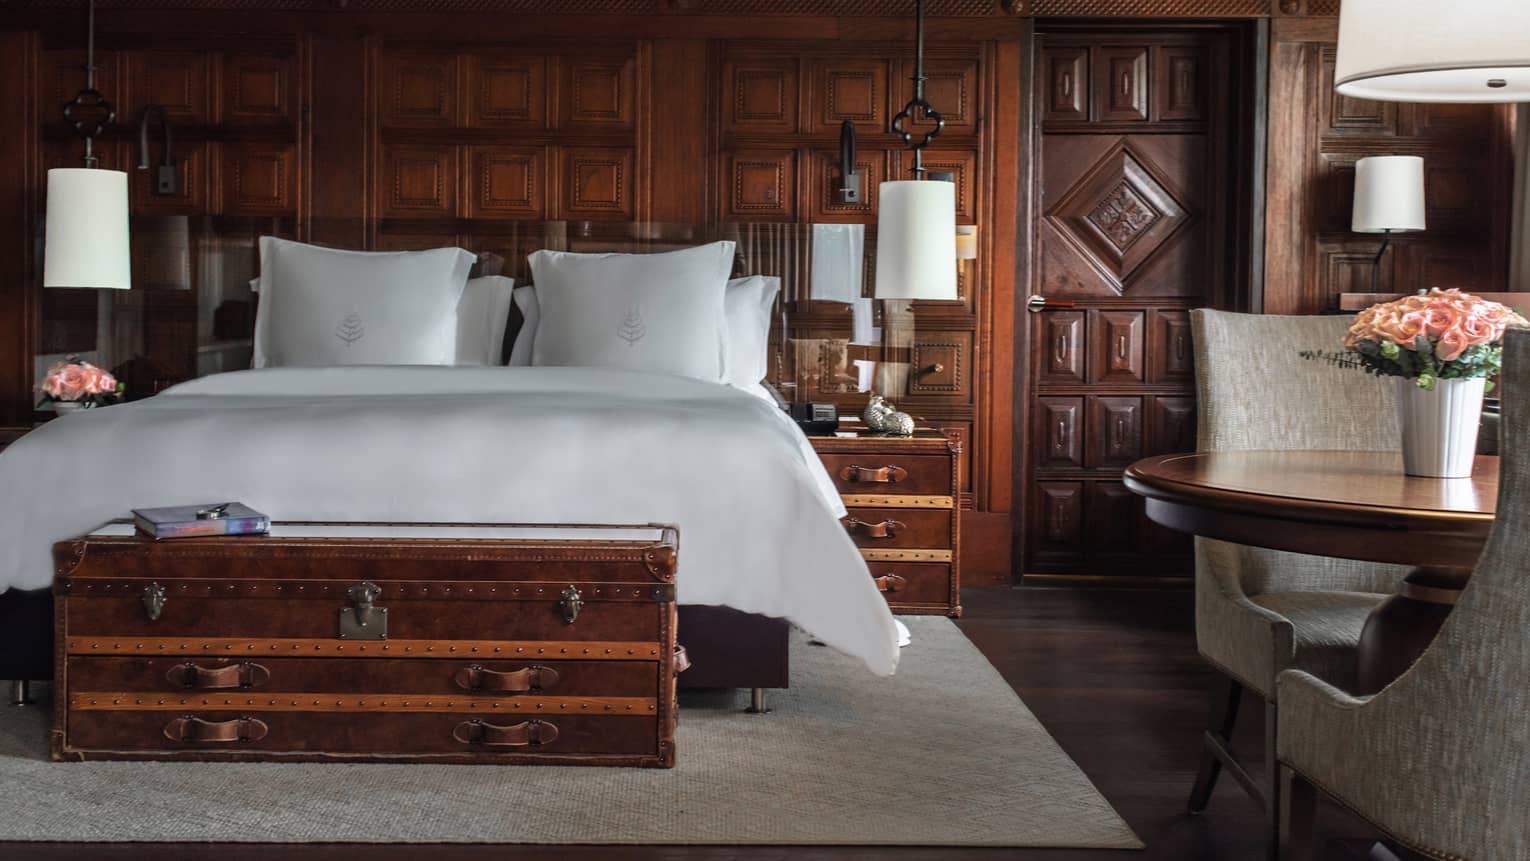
[1, 588, 788, 707]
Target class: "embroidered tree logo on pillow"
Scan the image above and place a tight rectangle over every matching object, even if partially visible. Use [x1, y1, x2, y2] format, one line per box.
[618, 303, 647, 347]
[335, 312, 365, 347]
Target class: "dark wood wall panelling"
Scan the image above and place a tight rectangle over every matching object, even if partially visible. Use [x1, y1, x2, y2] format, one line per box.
[1263, 17, 1514, 314]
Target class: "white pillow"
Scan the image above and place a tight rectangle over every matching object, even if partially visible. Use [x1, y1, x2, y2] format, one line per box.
[723, 275, 780, 388]
[507, 286, 539, 367]
[253, 237, 474, 368]
[527, 242, 735, 382]
[455, 275, 516, 366]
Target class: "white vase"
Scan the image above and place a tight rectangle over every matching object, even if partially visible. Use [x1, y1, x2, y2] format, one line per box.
[51, 401, 85, 416]
[1397, 376, 1486, 478]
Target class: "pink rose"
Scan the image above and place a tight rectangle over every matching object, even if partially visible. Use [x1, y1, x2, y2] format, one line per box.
[55, 366, 86, 401]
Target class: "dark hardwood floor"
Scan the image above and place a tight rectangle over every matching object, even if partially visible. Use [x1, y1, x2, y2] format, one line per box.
[1, 586, 1392, 861]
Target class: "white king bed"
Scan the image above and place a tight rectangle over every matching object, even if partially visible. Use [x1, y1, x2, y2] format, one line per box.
[0, 237, 901, 689]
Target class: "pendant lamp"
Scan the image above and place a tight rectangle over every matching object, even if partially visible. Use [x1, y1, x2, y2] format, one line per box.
[1336, 0, 1530, 103]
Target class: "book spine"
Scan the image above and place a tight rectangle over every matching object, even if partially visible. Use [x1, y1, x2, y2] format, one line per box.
[152, 517, 270, 540]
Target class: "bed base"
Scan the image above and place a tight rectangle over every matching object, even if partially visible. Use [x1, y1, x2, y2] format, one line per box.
[2, 589, 789, 707]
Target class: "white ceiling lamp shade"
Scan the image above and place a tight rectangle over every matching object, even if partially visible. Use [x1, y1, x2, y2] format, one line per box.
[44, 167, 132, 290]
[1352, 156, 1427, 234]
[875, 180, 957, 300]
[1336, 0, 1530, 103]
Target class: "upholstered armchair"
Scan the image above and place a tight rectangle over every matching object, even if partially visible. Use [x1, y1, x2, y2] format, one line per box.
[1186, 311, 1411, 843]
[1276, 328, 1530, 861]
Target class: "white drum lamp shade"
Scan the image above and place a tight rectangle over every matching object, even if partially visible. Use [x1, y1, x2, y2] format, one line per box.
[1336, 0, 1530, 102]
[875, 180, 957, 300]
[44, 167, 132, 290]
[1352, 156, 1427, 234]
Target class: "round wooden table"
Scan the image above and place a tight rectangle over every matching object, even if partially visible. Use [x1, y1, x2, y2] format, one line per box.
[1123, 451, 1498, 695]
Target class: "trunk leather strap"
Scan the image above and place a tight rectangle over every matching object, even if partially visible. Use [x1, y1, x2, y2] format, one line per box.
[165, 662, 270, 691]
[452, 719, 558, 747]
[164, 716, 268, 743]
[844, 517, 905, 539]
[840, 464, 908, 484]
[453, 665, 559, 693]
[874, 574, 908, 593]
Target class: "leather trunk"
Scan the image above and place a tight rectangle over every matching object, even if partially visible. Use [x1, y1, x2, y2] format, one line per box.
[51, 522, 682, 767]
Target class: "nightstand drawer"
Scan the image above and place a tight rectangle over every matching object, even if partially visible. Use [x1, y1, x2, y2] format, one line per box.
[866, 562, 952, 609]
[840, 507, 951, 549]
[818, 454, 953, 496]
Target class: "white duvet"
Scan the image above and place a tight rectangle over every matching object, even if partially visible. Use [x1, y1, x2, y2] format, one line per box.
[0, 366, 899, 675]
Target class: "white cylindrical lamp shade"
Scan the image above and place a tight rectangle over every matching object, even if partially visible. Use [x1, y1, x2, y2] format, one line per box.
[1336, 0, 1530, 102]
[1352, 156, 1427, 234]
[875, 180, 957, 300]
[44, 168, 132, 290]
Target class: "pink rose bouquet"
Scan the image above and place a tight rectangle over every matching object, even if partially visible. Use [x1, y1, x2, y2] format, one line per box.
[35, 357, 124, 408]
[1306, 289, 1527, 391]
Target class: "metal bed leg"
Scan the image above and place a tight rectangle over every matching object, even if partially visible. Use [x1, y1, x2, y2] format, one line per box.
[9, 680, 33, 707]
[746, 687, 770, 714]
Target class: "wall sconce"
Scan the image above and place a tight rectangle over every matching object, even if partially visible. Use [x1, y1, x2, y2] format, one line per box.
[1352, 155, 1426, 292]
[955, 226, 978, 261]
[836, 121, 863, 205]
[137, 104, 177, 196]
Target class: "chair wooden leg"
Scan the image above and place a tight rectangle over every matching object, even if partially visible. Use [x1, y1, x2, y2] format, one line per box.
[1279, 765, 1317, 861]
[1188, 675, 1243, 813]
[1266, 700, 1280, 860]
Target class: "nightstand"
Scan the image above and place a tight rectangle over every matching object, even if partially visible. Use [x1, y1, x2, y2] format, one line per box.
[809, 429, 961, 617]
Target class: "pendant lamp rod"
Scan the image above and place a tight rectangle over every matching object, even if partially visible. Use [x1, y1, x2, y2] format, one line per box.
[63, 0, 113, 168]
[891, 0, 943, 177]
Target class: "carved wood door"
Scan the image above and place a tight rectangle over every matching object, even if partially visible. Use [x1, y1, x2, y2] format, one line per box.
[1023, 29, 1245, 579]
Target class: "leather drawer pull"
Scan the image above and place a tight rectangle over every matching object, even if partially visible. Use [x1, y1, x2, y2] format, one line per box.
[841, 464, 908, 484]
[454, 665, 559, 693]
[674, 645, 692, 675]
[164, 716, 268, 744]
[844, 517, 905, 539]
[874, 574, 908, 593]
[452, 719, 558, 748]
[165, 662, 270, 691]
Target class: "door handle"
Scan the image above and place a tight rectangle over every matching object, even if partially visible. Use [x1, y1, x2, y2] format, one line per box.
[1027, 295, 1077, 314]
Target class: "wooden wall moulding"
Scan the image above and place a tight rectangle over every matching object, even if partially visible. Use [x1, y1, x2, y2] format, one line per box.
[811, 60, 888, 134]
[725, 150, 795, 221]
[560, 146, 635, 220]
[563, 58, 635, 130]
[381, 52, 459, 128]
[379, 144, 458, 218]
[223, 53, 296, 127]
[723, 58, 799, 134]
[221, 143, 297, 215]
[808, 147, 883, 222]
[466, 54, 548, 129]
[466, 145, 547, 219]
[124, 50, 211, 125]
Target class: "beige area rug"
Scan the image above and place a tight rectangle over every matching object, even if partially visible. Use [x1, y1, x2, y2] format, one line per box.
[0, 617, 1141, 847]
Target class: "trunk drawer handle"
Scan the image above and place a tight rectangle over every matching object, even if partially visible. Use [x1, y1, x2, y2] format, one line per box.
[166, 662, 270, 691]
[840, 465, 908, 484]
[844, 517, 906, 539]
[874, 574, 909, 593]
[454, 665, 559, 693]
[164, 715, 268, 744]
[674, 645, 691, 675]
[453, 719, 558, 748]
